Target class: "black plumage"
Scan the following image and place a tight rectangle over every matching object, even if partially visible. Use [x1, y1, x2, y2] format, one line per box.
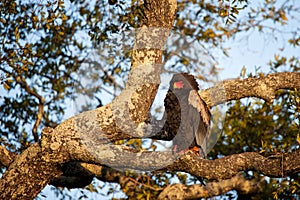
[164, 73, 211, 158]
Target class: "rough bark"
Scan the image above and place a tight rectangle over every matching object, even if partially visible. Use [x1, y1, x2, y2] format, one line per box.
[39, 126, 300, 179]
[0, 144, 62, 199]
[166, 150, 300, 180]
[158, 173, 266, 199]
[48, 148, 300, 190]
[200, 72, 300, 107]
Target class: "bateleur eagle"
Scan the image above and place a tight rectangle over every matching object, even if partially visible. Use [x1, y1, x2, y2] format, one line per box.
[164, 73, 211, 158]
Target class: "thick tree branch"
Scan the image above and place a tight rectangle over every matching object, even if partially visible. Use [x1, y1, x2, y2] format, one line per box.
[166, 150, 300, 180]
[41, 125, 300, 180]
[200, 72, 300, 107]
[50, 161, 268, 199]
[0, 144, 62, 199]
[122, 0, 177, 125]
[158, 173, 266, 199]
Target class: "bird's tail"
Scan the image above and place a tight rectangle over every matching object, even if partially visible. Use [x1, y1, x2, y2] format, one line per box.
[199, 146, 207, 159]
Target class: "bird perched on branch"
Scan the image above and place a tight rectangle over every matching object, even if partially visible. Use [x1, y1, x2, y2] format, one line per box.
[164, 73, 211, 158]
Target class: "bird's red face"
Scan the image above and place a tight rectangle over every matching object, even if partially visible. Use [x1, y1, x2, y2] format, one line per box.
[173, 81, 184, 89]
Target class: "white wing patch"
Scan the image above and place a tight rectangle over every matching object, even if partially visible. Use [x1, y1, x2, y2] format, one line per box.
[188, 90, 211, 126]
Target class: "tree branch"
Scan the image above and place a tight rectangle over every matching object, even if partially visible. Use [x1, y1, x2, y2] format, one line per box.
[166, 150, 300, 180]
[158, 173, 266, 199]
[200, 72, 300, 107]
[15, 75, 45, 142]
[41, 125, 300, 180]
[0, 144, 62, 199]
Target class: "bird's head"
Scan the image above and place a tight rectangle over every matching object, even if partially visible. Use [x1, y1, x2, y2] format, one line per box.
[170, 73, 199, 91]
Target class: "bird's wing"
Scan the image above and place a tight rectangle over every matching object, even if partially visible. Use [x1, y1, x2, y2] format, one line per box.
[188, 90, 211, 126]
[188, 90, 211, 152]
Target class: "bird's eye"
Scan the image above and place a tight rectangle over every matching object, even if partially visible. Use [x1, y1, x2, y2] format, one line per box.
[173, 81, 184, 89]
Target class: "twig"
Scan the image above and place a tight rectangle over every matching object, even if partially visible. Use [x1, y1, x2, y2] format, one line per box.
[15, 76, 45, 142]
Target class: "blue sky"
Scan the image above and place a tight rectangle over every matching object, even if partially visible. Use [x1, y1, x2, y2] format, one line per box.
[219, 0, 299, 79]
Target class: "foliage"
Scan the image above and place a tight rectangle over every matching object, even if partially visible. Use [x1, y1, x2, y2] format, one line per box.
[0, 0, 84, 148]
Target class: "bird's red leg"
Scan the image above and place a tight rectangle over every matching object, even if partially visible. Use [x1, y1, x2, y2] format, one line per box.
[173, 145, 187, 155]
